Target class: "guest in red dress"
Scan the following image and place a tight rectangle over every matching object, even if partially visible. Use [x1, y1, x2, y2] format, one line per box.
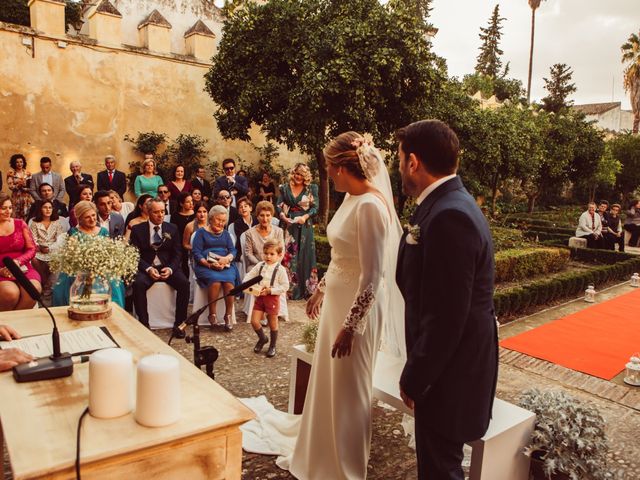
[0, 193, 41, 311]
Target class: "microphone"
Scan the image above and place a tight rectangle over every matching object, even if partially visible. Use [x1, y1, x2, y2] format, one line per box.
[177, 275, 263, 331]
[2, 257, 73, 382]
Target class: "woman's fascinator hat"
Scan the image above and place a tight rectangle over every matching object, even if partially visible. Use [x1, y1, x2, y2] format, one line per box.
[350, 133, 381, 181]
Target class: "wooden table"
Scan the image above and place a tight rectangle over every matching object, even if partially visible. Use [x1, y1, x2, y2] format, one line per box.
[0, 305, 254, 480]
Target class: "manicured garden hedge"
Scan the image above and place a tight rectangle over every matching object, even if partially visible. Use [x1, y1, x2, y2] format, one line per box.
[315, 235, 330, 266]
[495, 248, 570, 283]
[494, 250, 640, 318]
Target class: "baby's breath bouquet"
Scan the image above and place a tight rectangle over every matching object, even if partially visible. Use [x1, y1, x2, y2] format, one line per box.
[50, 235, 140, 299]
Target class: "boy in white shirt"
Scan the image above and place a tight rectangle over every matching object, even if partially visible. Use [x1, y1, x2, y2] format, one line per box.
[243, 239, 289, 357]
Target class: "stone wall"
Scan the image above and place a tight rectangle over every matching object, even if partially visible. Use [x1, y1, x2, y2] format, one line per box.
[0, 0, 304, 200]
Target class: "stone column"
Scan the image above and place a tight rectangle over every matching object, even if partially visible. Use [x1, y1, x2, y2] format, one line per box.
[88, 0, 122, 47]
[184, 20, 216, 61]
[138, 9, 172, 54]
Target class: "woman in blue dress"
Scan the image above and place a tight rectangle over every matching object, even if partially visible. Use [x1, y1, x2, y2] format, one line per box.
[52, 201, 125, 308]
[192, 205, 239, 331]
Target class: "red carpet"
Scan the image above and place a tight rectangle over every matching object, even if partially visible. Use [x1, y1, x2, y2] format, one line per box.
[500, 288, 640, 380]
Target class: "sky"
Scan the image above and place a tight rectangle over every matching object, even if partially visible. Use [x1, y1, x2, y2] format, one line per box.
[428, 0, 638, 109]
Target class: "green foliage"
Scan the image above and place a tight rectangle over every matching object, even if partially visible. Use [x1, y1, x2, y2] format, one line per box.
[474, 4, 505, 78]
[314, 235, 331, 266]
[495, 248, 569, 283]
[490, 226, 531, 252]
[302, 321, 319, 353]
[162, 134, 209, 179]
[124, 131, 168, 155]
[250, 141, 289, 186]
[462, 73, 525, 103]
[541, 63, 577, 113]
[204, 0, 448, 224]
[611, 132, 640, 197]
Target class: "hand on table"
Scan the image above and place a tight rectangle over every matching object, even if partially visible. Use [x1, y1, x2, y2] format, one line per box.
[0, 324, 21, 341]
[0, 349, 33, 372]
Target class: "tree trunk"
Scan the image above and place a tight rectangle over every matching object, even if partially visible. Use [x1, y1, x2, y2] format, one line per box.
[315, 149, 329, 226]
[490, 172, 500, 217]
[526, 8, 536, 103]
[527, 194, 537, 213]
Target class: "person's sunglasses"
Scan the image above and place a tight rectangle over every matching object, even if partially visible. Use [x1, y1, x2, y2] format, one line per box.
[218, 195, 230, 200]
[223, 166, 234, 171]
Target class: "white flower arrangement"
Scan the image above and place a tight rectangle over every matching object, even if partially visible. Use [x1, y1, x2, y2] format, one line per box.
[50, 235, 140, 284]
[404, 223, 421, 245]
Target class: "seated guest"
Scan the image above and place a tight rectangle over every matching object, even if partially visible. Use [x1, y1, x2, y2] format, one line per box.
[597, 200, 609, 234]
[94, 190, 125, 239]
[604, 203, 624, 252]
[244, 201, 284, 271]
[191, 187, 203, 205]
[29, 200, 67, 307]
[624, 199, 640, 248]
[157, 184, 177, 218]
[0, 193, 41, 311]
[167, 165, 192, 199]
[52, 201, 125, 308]
[109, 190, 134, 221]
[192, 205, 238, 331]
[134, 158, 163, 198]
[124, 194, 153, 241]
[0, 324, 33, 372]
[170, 191, 195, 277]
[213, 158, 249, 206]
[6, 153, 33, 220]
[231, 196, 257, 264]
[183, 201, 208, 253]
[64, 160, 94, 210]
[27, 183, 68, 221]
[214, 189, 238, 226]
[130, 198, 189, 338]
[97, 155, 127, 199]
[576, 202, 603, 249]
[191, 166, 212, 204]
[29, 157, 65, 203]
[69, 184, 94, 228]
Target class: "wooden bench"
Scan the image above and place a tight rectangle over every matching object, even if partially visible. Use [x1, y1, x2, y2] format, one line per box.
[288, 345, 535, 480]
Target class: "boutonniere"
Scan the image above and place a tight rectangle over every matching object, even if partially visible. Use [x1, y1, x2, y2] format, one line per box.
[404, 224, 421, 245]
[162, 232, 172, 241]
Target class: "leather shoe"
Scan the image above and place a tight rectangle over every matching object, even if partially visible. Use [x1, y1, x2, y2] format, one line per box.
[254, 337, 268, 353]
[266, 345, 276, 358]
[172, 327, 186, 339]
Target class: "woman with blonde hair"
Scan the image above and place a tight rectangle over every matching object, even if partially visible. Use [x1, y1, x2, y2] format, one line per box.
[276, 163, 318, 299]
[134, 158, 163, 198]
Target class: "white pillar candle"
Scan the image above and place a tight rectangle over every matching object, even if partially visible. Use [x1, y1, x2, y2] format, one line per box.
[89, 348, 134, 419]
[135, 354, 181, 427]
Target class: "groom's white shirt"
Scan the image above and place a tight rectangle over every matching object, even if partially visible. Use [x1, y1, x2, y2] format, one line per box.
[415, 174, 457, 206]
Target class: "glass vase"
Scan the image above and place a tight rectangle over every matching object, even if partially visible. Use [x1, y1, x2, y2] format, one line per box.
[69, 272, 111, 315]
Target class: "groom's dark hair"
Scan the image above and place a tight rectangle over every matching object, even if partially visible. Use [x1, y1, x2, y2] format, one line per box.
[396, 119, 459, 176]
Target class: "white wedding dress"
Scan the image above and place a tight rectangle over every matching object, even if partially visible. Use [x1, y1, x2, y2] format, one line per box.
[240, 143, 406, 480]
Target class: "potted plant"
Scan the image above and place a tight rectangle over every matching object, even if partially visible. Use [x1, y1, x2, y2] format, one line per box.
[519, 389, 612, 480]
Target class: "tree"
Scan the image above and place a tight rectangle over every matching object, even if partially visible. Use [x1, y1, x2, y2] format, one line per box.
[526, 0, 546, 103]
[205, 0, 447, 224]
[611, 133, 640, 198]
[541, 63, 576, 113]
[475, 4, 506, 78]
[621, 31, 640, 133]
[462, 72, 525, 102]
[568, 117, 606, 202]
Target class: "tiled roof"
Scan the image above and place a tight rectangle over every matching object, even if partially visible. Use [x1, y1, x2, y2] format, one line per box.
[95, 0, 121, 17]
[138, 9, 172, 29]
[184, 19, 215, 38]
[572, 102, 620, 115]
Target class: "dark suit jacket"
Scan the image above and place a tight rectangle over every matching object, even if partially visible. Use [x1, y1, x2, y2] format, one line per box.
[97, 170, 127, 199]
[101, 212, 125, 238]
[30, 171, 65, 202]
[129, 221, 182, 274]
[64, 173, 94, 207]
[396, 176, 498, 442]
[213, 175, 249, 200]
[191, 176, 212, 200]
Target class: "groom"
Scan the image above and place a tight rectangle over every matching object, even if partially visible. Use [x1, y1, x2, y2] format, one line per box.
[396, 120, 498, 479]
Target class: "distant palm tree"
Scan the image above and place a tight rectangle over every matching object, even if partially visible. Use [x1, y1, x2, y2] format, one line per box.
[526, 0, 545, 103]
[621, 31, 640, 133]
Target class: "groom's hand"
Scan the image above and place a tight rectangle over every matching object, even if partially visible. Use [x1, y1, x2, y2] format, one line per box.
[400, 386, 414, 410]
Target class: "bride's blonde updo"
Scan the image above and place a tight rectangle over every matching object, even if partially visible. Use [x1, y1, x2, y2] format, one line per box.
[323, 131, 380, 181]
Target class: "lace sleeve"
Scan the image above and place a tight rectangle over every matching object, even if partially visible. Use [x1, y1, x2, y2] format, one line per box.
[342, 199, 387, 334]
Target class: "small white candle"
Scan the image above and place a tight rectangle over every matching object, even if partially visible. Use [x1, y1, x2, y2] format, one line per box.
[135, 354, 181, 427]
[89, 348, 133, 419]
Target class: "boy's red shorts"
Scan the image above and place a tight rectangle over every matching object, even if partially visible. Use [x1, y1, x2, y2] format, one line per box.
[254, 294, 280, 315]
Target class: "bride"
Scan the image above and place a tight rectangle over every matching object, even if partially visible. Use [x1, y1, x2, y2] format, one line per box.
[241, 131, 405, 479]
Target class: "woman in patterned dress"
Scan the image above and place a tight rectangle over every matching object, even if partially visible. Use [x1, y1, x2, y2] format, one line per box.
[6, 154, 33, 221]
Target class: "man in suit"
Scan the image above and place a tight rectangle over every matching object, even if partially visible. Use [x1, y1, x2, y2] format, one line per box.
[97, 155, 127, 199]
[157, 184, 177, 219]
[29, 157, 65, 202]
[214, 189, 238, 226]
[94, 190, 125, 238]
[191, 165, 212, 204]
[64, 160, 94, 209]
[129, 198, 189, 338]
[27, 183, 69, 221]
[396, 120, 498, 480]
[212, 158, 249, 207]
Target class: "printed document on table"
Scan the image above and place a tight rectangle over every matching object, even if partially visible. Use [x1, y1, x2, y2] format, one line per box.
[0, 326, 118, 357]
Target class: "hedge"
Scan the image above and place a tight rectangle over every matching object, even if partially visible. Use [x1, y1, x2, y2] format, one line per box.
[494, 254, 640, 318]
[495, 248, 570, 283]
[523, 230, 572, 243]
[315, 235, 331, 266]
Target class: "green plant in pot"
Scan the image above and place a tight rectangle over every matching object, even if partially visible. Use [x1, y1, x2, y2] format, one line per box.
[301, 321, 319, 353]
[519, 389, 612, 480]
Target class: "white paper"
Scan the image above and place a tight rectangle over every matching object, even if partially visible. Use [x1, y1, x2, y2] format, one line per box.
[0, 326, 117, 357]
